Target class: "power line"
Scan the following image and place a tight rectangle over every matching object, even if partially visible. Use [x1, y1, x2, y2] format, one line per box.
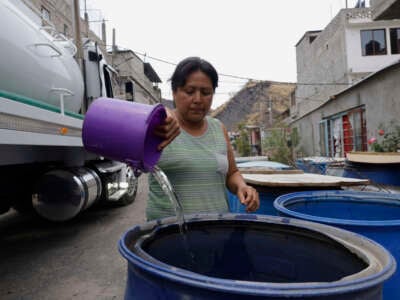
[103, 44, 352, 87]
[124, 49, 176, 66]
[129, 50, 350, 85]
[219, 73, 254, 80]
[296, 82, 350, 86]
[106, 45, 260, 79]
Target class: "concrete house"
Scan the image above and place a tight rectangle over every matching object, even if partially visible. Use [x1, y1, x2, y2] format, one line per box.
[110, 49, 162, 104]
[292, 4, 400, 157]
[293, 61, 400, 157]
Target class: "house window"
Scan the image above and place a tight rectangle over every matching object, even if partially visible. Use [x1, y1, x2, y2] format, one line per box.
[320, 107, 367, 157]
[390, 28, 400, 54]
[41, 6, 50, 22]
[290, 90, 296, 107]
[319, 120, 330, 156]
[125, 81, 135, 101]
[63, 24, 68, 37]
[348, 108, 367, 152]
[360, 29, 387, 56]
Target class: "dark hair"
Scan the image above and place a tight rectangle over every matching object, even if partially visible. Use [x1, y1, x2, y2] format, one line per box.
[170, 57, 218, 92]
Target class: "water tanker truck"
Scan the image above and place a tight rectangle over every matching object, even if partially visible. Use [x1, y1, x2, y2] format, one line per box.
[0, 0, 138, 221]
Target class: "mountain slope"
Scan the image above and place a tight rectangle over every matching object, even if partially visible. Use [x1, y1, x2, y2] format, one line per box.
[211, 80, 295, 131]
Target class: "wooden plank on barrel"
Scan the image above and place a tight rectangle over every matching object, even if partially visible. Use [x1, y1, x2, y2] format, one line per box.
[242, 173, 370, 187]
[347, 152, 400, 164]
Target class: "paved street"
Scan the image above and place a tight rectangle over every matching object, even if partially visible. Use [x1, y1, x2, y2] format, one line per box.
[0, 175, 149, 300]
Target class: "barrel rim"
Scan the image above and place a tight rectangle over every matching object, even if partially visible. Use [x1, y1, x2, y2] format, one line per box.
[118, 213, 396, 297]
[274, 190, 400, 226]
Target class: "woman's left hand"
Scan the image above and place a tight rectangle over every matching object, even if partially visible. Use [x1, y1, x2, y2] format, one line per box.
[237, 185, 260, 213]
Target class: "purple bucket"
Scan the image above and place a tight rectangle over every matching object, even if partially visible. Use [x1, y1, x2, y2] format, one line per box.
[82, 97, 166, 172]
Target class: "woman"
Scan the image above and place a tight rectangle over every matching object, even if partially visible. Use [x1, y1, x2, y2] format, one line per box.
[148, 57, 259, 221]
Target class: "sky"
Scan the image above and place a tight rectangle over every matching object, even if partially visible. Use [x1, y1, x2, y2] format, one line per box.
[83, 0, 368, 109]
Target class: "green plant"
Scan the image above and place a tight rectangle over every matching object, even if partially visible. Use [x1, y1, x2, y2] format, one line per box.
[236, 123, 251, 157]
[368, 121, 400, 152]
[262, 123, 298, 165]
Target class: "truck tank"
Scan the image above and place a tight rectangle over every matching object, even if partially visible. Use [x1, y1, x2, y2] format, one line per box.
[0, 0, 84, 113]
[0, 0, 139, 220]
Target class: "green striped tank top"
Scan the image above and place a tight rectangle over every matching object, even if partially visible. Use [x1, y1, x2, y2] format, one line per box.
[147, 116, 229, 220]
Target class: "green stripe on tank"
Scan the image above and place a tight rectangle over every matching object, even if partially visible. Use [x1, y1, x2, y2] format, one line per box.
[0, 88, 84, 120]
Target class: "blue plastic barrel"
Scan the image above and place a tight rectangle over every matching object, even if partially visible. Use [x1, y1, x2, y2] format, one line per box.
[227, 187, 340, 216]
[343, 161, 400, 186]
[295, 159, 308, 173]
[227, 190, 281, 215]
[274, 190, 400, 299]
[296, 159, 334, 174]
[119, 213, 395, 300]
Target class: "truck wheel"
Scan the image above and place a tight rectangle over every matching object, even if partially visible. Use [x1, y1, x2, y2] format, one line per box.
[0, 201, 11, 214]
[12, 198, 34, 214]
[11, 189, 34, 214]
[115, 167, 138, 206]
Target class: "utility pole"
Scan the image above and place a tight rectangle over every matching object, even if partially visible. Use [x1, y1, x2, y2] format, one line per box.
[84, 0, 89, 38]
[72, 0, 86, 113]
[101, 19, 107, 45]
[72, 0, 83, 65]
[112, 28, 117, 66]
[345, 0, 348, 8]
[268, 96, 273, 127]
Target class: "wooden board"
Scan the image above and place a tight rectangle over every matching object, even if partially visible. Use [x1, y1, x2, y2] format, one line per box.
[243, 173, 370, 187]
[347, 152, 400, 164]
[235, 156, 269, 163]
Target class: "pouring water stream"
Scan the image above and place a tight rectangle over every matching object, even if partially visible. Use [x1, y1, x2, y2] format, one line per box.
[152, 166, 187, 232]
[151, 166, 196, 268]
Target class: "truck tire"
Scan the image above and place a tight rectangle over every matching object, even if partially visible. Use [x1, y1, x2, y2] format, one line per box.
[0, 200, 11, 214]
[11, 191, 34, 214]
[12, 200, 33, 213]
[114, 167, 138, 206]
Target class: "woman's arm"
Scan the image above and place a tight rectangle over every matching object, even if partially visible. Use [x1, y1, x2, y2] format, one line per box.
[222, 125, 259, 212]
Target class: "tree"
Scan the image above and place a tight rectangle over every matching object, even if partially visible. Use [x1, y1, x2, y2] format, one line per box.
[262, 123, 299, 165]
[236, 123, 251, 157]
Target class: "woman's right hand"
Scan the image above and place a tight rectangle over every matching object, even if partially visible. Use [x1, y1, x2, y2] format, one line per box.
[154, 108, 180, 151]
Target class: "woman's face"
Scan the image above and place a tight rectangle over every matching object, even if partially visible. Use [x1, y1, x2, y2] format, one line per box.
[173, 70, 214, 124]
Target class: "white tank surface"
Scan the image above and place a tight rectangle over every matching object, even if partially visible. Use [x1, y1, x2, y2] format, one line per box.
[0, 0, 84, 113]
